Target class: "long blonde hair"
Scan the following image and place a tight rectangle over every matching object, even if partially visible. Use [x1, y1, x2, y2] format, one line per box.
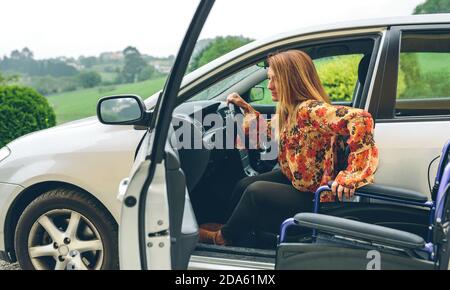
[267, 50, 330, 133]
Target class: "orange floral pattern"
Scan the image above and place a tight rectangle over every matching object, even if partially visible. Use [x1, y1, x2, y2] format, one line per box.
[242, 99, 379, 202]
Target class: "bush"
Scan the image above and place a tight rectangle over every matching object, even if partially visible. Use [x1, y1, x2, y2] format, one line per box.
[396, 68, 407, 97]
[315, 55, 360, 102]
[399, 70, 450, 99]
[137, 66, 156, 82]
[62, 84, 78, 92]
[0, 72, 20, 85]
[26, 75, 58, 95]
[0, 85, 56, 147]
[79, 71, 102, 88]
[24, 75, 79, 95]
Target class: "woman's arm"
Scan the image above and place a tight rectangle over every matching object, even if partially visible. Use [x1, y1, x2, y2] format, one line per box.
[227, 93, 273, 147]
[300, 100, 379, 196]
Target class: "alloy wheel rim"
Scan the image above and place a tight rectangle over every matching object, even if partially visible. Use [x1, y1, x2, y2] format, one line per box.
[27, 209, 104, 270]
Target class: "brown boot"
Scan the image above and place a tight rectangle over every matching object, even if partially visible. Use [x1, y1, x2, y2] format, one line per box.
[198, 228, 226, 245]
[199, 223, 223, 232]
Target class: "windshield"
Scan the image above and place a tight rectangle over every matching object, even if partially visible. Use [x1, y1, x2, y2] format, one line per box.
[187, 65, 260, 101]
[143, 63, 261, 108]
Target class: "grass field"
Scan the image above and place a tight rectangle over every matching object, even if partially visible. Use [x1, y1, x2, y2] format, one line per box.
[416, 53, 450, 74]
[47, 77, 166, 124]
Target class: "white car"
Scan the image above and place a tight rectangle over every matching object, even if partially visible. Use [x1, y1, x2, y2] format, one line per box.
[0, 1, 449, 269]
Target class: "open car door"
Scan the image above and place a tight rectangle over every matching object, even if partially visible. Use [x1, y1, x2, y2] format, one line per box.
[117, 0, 214, 270]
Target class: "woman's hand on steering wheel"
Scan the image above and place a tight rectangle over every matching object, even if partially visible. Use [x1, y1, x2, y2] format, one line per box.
[226, 93, 252, 114]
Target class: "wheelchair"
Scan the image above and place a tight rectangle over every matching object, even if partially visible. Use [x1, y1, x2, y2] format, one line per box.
[276, 140, 450, 270]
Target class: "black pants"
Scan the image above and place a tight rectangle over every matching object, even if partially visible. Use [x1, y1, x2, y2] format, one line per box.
[221, 169, 313, 245]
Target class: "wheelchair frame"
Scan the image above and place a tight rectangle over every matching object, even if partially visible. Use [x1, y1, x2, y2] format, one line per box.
[278, 140, 450, 266]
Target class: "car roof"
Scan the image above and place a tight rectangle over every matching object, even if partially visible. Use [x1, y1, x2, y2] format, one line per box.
[181, 14, 450, 90]
[266, 14, 450, 43]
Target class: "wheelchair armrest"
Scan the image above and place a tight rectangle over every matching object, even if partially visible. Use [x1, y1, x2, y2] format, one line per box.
[294, 213, 426, 250]
[357, 183, 428, 203]
[326, 181, 429, 204]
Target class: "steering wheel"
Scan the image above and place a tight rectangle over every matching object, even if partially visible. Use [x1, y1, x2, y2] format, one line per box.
[227, 102, 244, 119]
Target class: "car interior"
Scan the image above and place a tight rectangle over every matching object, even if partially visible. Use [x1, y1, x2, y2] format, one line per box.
[160, 35, 438, 268]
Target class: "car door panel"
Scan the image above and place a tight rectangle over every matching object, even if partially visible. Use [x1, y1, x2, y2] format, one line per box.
[119, 128, 172, 269]
[165, 131, 199, 269]
[119, 0, 214, 270]
[370, 25, 450, 196]
[119, 126, 152, 269]
[374, 121, 446, 197]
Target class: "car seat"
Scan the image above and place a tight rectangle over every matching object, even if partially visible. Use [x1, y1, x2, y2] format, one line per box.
[352, 54, 371, 108]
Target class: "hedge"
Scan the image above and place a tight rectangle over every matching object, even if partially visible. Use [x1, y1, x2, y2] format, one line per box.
[0, 85, 56, 147]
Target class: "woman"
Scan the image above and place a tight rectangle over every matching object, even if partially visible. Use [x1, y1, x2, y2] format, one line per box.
[199, 50, 378, 246]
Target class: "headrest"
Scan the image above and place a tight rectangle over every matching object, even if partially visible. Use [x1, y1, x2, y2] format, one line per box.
[358, 55, 371, 86]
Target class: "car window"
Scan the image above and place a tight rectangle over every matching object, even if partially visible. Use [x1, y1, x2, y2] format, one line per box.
[188, 65, 260, 101]
[250, 54, 364, 105]
[395, 31, 450, 117]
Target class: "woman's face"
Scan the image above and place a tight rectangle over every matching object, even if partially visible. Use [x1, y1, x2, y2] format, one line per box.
[267, 67, 279, 102]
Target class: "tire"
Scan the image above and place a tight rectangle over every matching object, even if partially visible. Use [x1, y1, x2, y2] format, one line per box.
[14, 188, 118, 270]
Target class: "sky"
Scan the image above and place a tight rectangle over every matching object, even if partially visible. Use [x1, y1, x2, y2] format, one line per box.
[0, 0, 426, 59]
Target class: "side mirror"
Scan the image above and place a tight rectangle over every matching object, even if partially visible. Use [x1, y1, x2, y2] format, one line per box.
[97, 95, 150, 126]
[249, 86, 266, 102]
[256, 60, 269, 69]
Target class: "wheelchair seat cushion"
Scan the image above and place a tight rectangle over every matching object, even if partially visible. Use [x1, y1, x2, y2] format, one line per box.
[295, 213, 426, 250]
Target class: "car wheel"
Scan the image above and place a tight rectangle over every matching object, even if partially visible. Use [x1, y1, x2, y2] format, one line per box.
[14, 188, 118, 270]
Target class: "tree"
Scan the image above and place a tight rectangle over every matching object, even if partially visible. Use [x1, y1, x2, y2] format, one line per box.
[0, 72, 19, 85]
[189, 36, 253, 71]
[10, 50, 22, 60]
[9, 48, 33, 60]
[21, 47, 34, 59]
[137, 65, 157, 81]
[413, 0, 450, 14]
[398, 53, 420, 88]
[42, 59, 79, 77]
[0, 48, 79, 77]
[121, 46, 148, 83]
[79, 56, 97, 68]
[79, 71, 102, 88]
[0, 85, 56, 147]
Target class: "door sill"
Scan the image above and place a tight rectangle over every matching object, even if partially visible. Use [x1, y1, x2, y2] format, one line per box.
[188, 243, 276, 270]
[188, 255, 275, 270]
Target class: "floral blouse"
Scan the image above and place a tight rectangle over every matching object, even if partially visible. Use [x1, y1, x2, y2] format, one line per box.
[241, 99, 379, 202]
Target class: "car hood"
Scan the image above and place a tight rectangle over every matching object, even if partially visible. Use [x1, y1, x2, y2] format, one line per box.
[6, 115, 145, 160]
[4, 88, 163, 159]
